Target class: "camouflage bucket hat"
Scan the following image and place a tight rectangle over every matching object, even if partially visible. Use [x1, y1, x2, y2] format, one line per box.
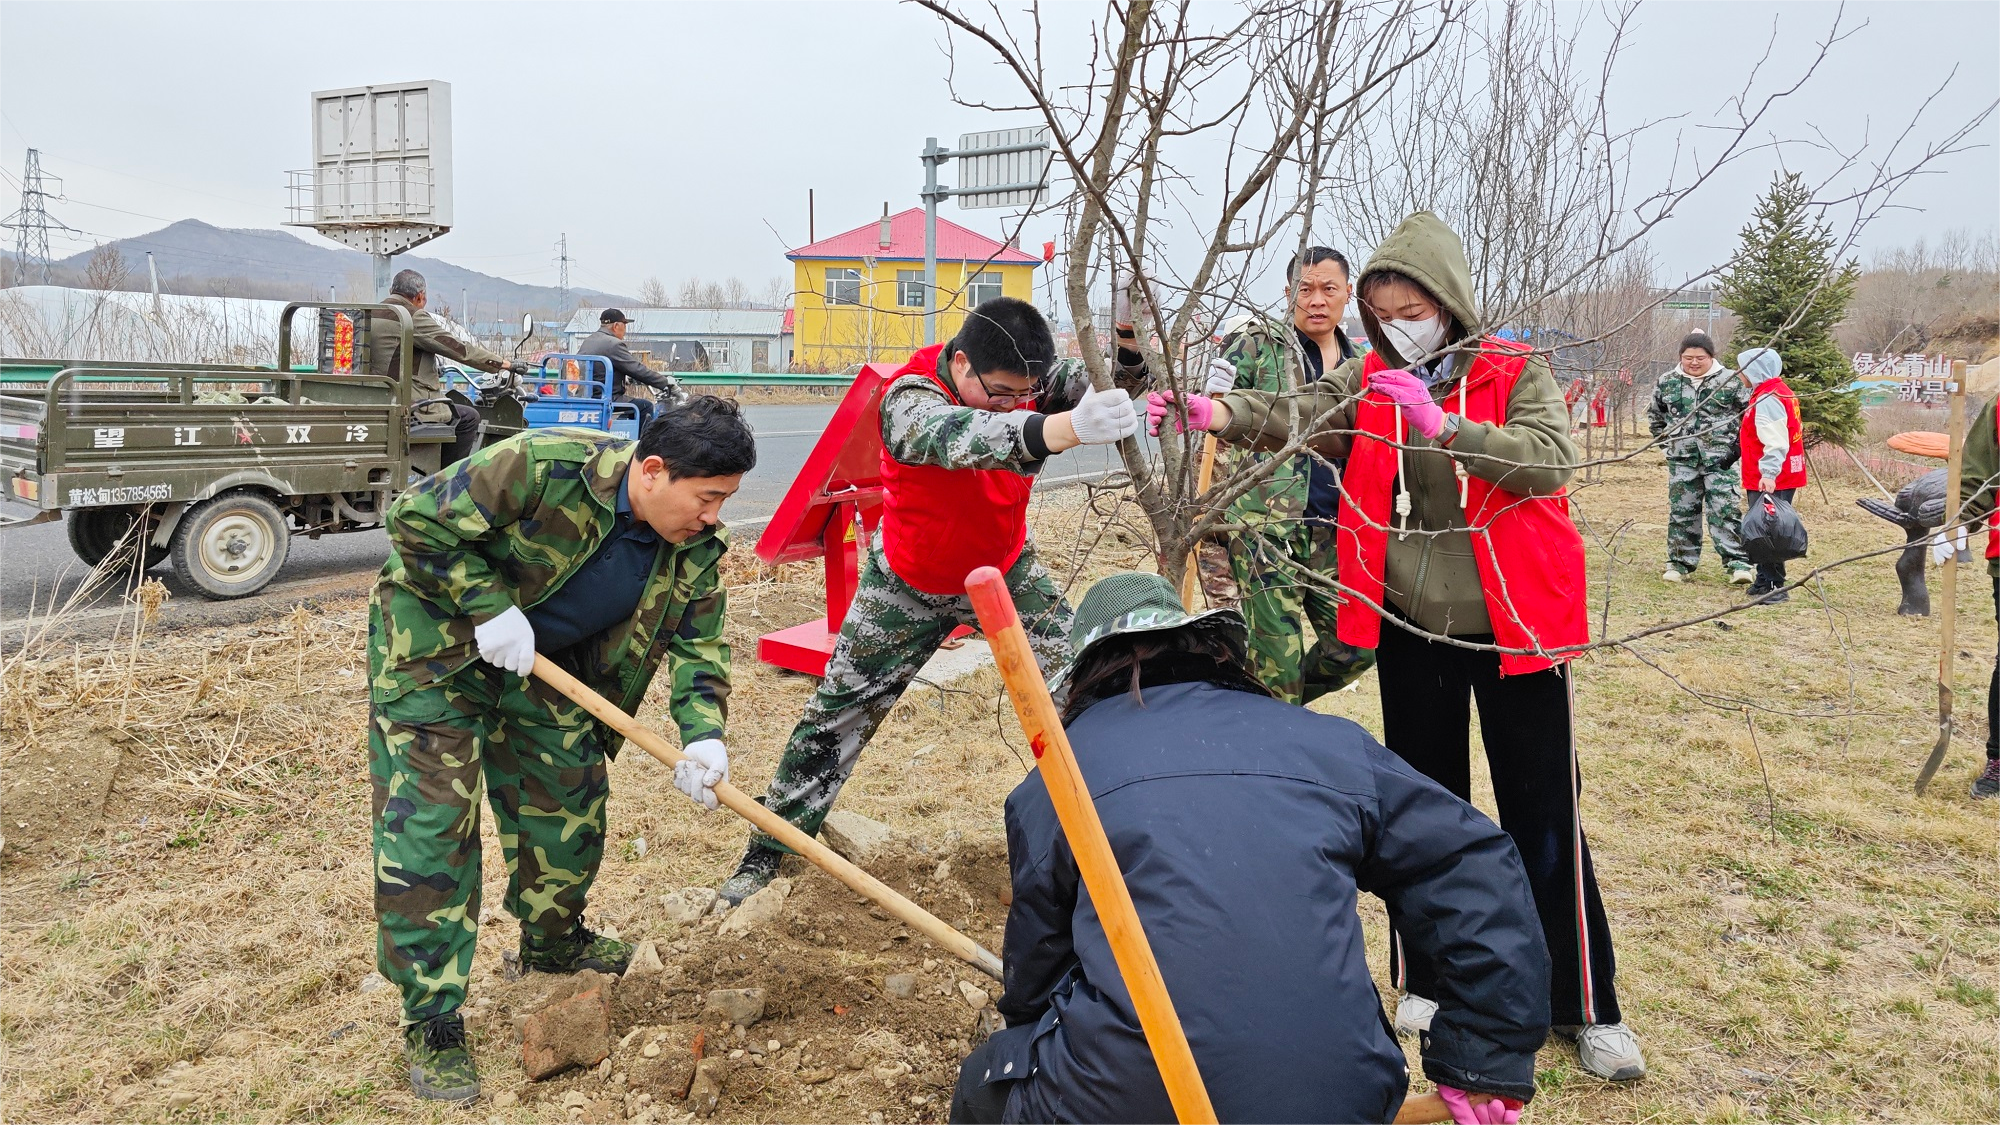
[1055, 571, 1249, 691]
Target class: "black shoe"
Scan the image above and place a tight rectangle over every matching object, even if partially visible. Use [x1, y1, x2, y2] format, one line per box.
[1755, 586, 1789, 604]
[717, 842, 784, 906]
[405, 1012, 480, 1102]
[519, 920, 632, 976]
[1973, 759, 2000, 799]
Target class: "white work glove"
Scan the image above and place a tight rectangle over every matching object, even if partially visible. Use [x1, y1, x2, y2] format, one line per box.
[674, 739, 729, 811]
[1204, 357, 1237, 395]
[473, 605, 537, 676]
[1065, 385, 1139, 445]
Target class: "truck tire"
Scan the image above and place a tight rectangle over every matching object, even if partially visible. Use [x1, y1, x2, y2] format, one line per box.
[66, 507, 169, 572]
[170, 493, 290, 600]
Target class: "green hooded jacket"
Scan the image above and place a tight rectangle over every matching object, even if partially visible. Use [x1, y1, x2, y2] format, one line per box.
[1215, 212, 1578, 637]
[368, 427, 732, 753]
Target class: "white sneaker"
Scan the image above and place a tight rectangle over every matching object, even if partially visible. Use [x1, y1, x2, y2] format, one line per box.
[1393, 993, 1437, 1037]
[1558, 1022, 1647, 1081]
[1661, 568, 1685, 583]
[1727, 567, 1755, 586]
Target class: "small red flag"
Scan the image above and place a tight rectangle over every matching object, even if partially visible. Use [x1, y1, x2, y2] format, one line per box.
[1042, 240, 1056, 262]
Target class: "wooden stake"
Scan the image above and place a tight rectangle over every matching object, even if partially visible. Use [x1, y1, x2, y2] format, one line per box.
[1916, 360, 1969, 794]
[529, 655, 1003, 979]
[1179, 434, 1219, 610]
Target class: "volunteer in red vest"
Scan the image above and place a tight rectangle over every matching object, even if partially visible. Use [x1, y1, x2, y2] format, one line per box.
[1143, 212, 1644, 1083]
[718, 297, 1138, 904]
[1737, 347, 1807, 603]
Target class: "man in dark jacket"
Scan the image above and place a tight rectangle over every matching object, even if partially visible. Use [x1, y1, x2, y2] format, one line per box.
[578, 309, 683, 432]
[954, 572, 1549, 1124]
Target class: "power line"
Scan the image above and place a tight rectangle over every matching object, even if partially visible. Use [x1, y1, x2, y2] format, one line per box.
[2, 149, 81, 283]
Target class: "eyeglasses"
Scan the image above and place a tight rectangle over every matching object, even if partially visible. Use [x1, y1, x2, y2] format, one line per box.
[972, 368, 1036, 408]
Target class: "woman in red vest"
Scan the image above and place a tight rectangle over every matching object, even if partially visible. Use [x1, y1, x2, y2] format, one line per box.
[1736, 347, 1808, 603]
[718, 297, 1140, 904]
[1144, 213, 1643, 1083]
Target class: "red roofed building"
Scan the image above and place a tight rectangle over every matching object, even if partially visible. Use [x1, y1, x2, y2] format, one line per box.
[786, 207, 1040, 369]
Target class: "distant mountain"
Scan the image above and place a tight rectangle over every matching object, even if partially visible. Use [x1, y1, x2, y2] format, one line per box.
[8, 219, 626, 321]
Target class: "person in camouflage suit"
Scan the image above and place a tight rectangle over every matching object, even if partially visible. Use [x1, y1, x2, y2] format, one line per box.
[1217, 247, 1377, 703]
[1646, 331, 1755, 584]
[719, 298, 1139, 904]
[369, 400, 756, 1101]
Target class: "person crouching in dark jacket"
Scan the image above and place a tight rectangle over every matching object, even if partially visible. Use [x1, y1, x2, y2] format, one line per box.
[951, 571, 1550, 1125]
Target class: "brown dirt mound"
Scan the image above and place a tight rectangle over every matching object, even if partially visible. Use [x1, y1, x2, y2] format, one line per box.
[477, 839, 1011, 1123]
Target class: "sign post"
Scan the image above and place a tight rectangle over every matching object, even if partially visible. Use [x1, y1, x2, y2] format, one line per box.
[918, 128, 1051, 345]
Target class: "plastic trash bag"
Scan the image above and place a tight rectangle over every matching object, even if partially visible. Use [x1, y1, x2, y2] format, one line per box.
[1740, 492, 1809, 563]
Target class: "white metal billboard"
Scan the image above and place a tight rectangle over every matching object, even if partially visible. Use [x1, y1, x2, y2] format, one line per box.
[287, 80, 452, 255]
[955, 127, 1050, 210]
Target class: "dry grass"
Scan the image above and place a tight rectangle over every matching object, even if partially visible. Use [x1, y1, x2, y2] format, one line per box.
[1, 457, 1995, 1124]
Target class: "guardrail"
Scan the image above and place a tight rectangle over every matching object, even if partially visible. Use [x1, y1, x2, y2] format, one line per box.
[676, 372, 856, 388]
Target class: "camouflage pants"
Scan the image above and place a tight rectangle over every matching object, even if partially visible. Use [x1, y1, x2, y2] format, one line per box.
[370, 663, 609, 1025]
[1226, 522, 1376, 705]
[754, 541, 1071, 850]
[1666, 460, 1748, 572]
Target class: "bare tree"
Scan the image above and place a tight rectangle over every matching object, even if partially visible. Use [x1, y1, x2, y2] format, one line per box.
[83, 243, 130, 293]
[1841, 230, 2000, 360]
[920, 0, 1997, 687]
[638, 276, 672, 307]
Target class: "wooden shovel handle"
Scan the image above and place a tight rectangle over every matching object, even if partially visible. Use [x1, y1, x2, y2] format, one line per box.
[1179, 433, 1220, 609]
[1395, 1092, 1451, 1123]
[529, 655, 1003, 980]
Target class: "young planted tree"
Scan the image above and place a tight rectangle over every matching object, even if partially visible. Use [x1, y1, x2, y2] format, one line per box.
[1718, 171, 1863, 445]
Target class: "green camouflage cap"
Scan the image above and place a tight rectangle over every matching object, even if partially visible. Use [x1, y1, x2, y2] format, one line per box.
[1056, 571, 1249, 690]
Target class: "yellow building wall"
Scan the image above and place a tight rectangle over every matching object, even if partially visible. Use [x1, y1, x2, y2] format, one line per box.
[789, 258, 1037, 371]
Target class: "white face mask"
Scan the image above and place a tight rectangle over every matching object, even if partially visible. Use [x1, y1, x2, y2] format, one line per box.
[1380, 314, 1447, 361]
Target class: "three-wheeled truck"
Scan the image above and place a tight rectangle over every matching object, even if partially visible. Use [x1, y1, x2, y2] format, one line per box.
[0, 302, 543, 600]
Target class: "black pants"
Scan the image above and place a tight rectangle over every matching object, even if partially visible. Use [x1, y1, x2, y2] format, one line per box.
[1989, 574, 1998, 761]
[1750, 487, 1797, 591]
[1376, 617, 1622, 1027]
[616, 393, 655, 434]
[949, 1032, 1022, 1124]
[444, 403, 483, 468]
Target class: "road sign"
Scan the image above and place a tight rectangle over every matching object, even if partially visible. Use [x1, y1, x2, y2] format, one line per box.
[954, 127, 1051, 210]
[1662, 301, 1712, 310]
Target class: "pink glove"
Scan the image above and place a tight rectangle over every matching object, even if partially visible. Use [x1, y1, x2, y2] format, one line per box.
[1370, 368, 1446, 440]
[1144, 391, 1214, 436]
[1437, 1085, 1523, 1125]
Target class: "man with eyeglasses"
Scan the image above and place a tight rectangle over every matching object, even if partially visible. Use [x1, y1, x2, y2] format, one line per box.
[716, 297, 1139, 904]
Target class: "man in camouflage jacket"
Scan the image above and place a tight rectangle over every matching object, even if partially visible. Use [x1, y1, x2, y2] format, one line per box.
[719, 298, 1139, 904]
[369, 401, 755, 1101]
[1646, 331, 1754, 583]
[1216, 251, 1378, 702]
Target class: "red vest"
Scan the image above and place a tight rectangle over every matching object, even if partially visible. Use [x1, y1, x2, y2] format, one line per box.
[878, 345, 1034, 596]
[1336, 342, 1590, 675]
[1740, 378, 1807, 491]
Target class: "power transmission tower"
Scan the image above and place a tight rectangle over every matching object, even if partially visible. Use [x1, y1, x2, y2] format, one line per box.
[554, 233, 572, 307]
[2, 149, 80, 284]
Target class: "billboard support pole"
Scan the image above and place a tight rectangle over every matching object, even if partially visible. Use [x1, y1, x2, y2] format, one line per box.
[374, 254, 393, 300]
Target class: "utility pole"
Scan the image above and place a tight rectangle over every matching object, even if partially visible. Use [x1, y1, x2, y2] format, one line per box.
[2, 149, 80, 284]
[921, 138, 945, 346]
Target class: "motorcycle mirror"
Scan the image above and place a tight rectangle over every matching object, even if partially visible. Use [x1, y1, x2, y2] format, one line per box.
[514, 312, 536, 356]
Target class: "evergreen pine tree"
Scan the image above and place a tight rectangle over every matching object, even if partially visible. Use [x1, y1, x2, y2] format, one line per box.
[1718, 172, 1863, 444]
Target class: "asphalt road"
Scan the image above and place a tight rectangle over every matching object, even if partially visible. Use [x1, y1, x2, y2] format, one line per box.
[0, 403, 1124, 639]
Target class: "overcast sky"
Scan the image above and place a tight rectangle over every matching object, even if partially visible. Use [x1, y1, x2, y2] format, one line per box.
[2, 1, 1994, 302]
